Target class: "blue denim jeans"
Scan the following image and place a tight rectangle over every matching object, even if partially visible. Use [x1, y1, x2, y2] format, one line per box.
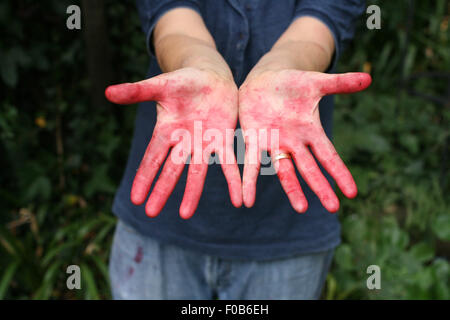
[109, 219, 334, 300]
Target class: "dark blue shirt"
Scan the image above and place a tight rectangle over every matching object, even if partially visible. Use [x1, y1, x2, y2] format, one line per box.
[112, 0, 365, 260]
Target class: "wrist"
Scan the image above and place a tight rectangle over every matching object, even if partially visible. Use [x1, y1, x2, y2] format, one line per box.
[156, 34, 234, 82]
[244, 41, 332, 83]
[181, 54, 234, 82]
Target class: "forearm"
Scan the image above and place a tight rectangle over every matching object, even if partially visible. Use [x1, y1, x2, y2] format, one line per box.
[246, 16, 335, 80]
[155, 34, 233, 80]
[153, 8, 233, 81]
[249, 41, 331, 75]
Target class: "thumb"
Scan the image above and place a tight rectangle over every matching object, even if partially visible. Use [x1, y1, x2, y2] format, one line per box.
[105, 76, 167, 105]
[319, 72, 372, 95]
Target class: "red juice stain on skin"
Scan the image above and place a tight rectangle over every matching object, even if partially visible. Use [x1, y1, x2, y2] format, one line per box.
[134, 246, 143, 263]
[335, 73, 372, 94]
[201, 86, 212, 95]
[105, 83, 141, 105]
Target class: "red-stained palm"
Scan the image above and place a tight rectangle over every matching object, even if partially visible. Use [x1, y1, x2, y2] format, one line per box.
[105, 68, 242, 219]
[239, 70, 372, 213]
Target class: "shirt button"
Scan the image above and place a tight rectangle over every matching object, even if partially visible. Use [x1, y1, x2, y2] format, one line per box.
[239, 32, 245, 40]
[236, 42, 243, 50]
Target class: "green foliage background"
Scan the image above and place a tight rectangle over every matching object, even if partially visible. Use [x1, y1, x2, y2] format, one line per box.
[0, 0, 449, 299]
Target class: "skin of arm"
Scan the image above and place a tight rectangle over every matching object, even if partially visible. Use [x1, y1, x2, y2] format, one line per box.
[105, 8, 242, 219]
[239, 16, 372, 213]
[247, 16, 335, 77]
[153, 8, 233, 80]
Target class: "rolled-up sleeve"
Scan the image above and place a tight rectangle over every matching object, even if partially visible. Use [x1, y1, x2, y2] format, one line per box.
[135, 0, 202, 56]
[294, 0, 366, 71]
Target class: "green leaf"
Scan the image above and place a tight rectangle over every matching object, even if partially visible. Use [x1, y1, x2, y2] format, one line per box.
[33, 262, 62, 300]
[409, 242, 434, 263]
[41, 241, 79, 267]
[0, 261, 19, 299]
[399, 134, 419, 154]
[81, 263, 100, 300]
[335, 244, 354, 271]
[325, 274, 337, 300]
[432, 214, 450, 241]
[431, 259, 450, 299]
[24, 176, 52, 201]
[90, 255, 110, 288]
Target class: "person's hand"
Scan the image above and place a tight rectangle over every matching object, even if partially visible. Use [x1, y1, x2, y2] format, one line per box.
[105, 67, 242, 219]
[239, 70, 371, 213]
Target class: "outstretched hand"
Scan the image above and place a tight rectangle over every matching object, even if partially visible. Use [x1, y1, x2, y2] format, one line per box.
[105, 68, 242, 219]
[239, 70, 372, 213]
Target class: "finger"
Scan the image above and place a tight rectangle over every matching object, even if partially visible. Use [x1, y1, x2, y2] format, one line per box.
[318, 72, 372, 95]
[105, 75, 167, 105]
[218, 147, 243, 208]
[310, 138, 357, 199]
[145, 144, 187, 218]
[275, 158, 308, 213]
[291, 147, 340, 213]
[242, 141, 260, 208]
[179, 161, 208, 219]
[131, 138, 170, 205]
